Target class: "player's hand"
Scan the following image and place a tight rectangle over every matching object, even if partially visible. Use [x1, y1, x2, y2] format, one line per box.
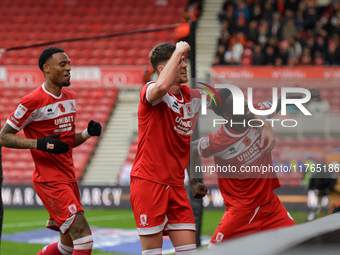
[260, 122, 276, 154]
[308, 88, 320, 99]
[176, 41, 191, 54]
[190, 179, 208, 199]
[87, 120, 102, 136]
[36, 133, 70, 154]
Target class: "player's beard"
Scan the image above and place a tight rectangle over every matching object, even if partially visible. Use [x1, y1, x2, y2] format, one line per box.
[62, 81, 71, 87]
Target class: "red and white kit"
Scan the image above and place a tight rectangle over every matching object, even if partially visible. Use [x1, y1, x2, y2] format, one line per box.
[130, 82, 208, 235]
[7, 84, 83, 233]
[198, 102, 295, 245]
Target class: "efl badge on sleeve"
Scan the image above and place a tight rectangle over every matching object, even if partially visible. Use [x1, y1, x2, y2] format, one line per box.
[14, 104, 28, 119]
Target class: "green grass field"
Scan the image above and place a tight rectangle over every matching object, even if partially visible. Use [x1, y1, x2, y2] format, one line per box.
[1, 209, 308, 255]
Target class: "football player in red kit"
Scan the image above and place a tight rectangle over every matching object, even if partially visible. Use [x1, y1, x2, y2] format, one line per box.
[0, 47, 102, 255]
[192, 87, 320, 248]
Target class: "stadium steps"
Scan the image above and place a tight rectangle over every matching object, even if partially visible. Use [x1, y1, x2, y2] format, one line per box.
[196, 0, 224, 78]
[81, 89, 140, 185]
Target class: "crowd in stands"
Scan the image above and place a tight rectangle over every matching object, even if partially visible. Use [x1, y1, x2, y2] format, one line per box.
[214, 0, 340, 66]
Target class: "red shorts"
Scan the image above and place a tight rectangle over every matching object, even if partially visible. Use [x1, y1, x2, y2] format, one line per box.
[210, 194, 295, 246]
[33, 181, 84, 234]
[130, 177, 196, 236]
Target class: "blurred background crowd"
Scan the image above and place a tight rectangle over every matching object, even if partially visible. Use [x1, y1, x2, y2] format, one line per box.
[213, 0, 340, 66]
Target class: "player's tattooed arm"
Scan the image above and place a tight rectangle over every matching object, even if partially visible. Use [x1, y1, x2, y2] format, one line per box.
[0, 123, 37, 149]
[188, 139, 208, 199]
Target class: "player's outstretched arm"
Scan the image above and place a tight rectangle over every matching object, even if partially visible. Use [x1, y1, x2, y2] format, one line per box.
[187, 139, 208, 199]
[147, 41, 191, 102]
[0, 123, 69, 154]
[74, 120, 102, 148]
[274, 88, 320, 114]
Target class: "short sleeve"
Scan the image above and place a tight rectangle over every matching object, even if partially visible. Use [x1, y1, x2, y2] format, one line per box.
[198, 133, 218, 158]
[7, 95, 37, 131]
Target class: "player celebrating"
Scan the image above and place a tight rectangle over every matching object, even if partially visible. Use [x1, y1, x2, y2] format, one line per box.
[130, 41, 205, 255]
[191, 88, 320, 248]
[0, 47, 102, 255]
[130, 41, 276, 255]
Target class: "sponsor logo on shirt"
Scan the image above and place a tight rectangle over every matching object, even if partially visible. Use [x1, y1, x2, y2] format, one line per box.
[47, 107, 54, 116]
[172, 101, 179, 110]
[228, 146, 237, 154]
[10, 116, 19, 124]
[14, 104, 28, 119]
[140, 214, 149, 227]
[201, 137, 210, 150]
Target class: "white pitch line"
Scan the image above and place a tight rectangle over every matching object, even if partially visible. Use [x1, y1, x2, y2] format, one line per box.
[3, 214, 134, 229]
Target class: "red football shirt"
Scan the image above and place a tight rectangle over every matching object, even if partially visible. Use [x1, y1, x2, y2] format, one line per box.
[198, 102, 281, 209]
[130, 82, 207, 187]
[7, 84, 77, 183]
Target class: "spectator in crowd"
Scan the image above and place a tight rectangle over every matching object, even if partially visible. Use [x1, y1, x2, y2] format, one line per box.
[262, 1, 275, 22]
[263, 45, 276, 65]
[270, 12, 282, 40]
[288, 36, 302, 59]
[325, 41, 340, 65]
[282, 19, 297, 40]
[215, 45, 227, 65]
[285, 0, 299, 12]
[252, 44, 264, 65]
[246, 20, 259, 43]
[234, 0, 250, 23]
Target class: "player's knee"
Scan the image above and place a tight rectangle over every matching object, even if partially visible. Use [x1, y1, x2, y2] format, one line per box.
[142, 248, 162, 255]
[175, 244, 197, 254]
[73, 235, 93, 251]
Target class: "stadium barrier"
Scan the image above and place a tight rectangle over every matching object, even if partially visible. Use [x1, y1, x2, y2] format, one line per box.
[1, 185, 309, 211]
[198, 212, 340, 255]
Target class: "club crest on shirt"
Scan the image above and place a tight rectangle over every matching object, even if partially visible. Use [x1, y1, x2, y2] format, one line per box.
[14, 104, 28, 119]
[201, 137, 210, 150]
[140, 214, 149, 226]
[215, 232, 224, 243]
[69, 101, 76, 111]
[68, 204, 77, 215]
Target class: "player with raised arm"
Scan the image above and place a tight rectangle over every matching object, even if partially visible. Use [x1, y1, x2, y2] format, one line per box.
[130, 41, 276, 255]
[0, 47, 102, 255]
[191, 88, 320, 248]
[130, 41, 206, 255]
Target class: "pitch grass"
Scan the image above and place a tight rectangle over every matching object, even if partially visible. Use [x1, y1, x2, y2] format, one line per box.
[1, 209, 308, 255]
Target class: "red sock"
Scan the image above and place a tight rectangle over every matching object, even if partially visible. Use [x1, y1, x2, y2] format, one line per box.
[36, 242, 62, 255]
[72, 235, 93, 255]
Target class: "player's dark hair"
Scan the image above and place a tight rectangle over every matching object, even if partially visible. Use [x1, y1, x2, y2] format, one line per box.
[38, 47, 65, 71]
[149, 42, 176, 72]
[212, 88, 232, 116]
